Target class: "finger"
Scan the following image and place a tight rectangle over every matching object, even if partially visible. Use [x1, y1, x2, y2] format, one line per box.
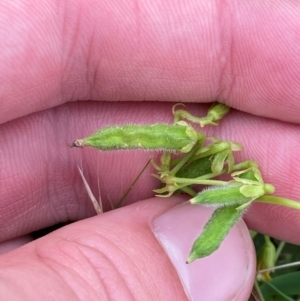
[1, 1, 300, 124]
[1, 102, 300, 245]
[0, 197, 255, 301]
[0, 235, 33, 255]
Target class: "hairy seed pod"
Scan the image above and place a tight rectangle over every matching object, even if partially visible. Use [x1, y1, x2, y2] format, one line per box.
[190, 182, 274, 206]
[190, 184, 252, 206]
[71, 123, 203, 153]
[187, 204, 245, 262]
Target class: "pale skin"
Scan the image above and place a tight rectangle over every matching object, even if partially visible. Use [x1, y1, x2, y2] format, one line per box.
[1, 1, 300, 300]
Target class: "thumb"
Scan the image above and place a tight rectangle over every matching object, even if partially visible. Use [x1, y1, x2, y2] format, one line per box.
[0, 197, 255, 301]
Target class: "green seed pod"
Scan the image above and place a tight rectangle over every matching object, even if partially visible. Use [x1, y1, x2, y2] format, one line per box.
[71, 123, 201, 153]
[190, 184, 252, 206]
[190, 181, 274, 206]
[187, 204, 245, 262]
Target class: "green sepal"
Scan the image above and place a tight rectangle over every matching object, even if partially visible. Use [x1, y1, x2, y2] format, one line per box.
[231, 167, 275, 196]
[151, 152, 171, 173]
[198, 103, 230, 127]
[211, 150, 228, 174]
[194, 139, 242, 174]
[240, 184, 275, 200]
[187, 204, 246, 263]
[232, 167, 263, 184]
[240, 184, 271, 198]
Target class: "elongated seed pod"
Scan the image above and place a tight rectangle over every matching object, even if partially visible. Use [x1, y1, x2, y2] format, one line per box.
[187, 204, 245, 262]
[190, 182, 273, 206]
[71, 123, 201, 153]
[190, 184, 251, 206]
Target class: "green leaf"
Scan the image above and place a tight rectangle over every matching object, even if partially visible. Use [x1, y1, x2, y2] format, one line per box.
[175, 157, 212, 179]
[260, 271, 300, 299]
[211, 150, 228, 174]
[187, 204, 246, 263]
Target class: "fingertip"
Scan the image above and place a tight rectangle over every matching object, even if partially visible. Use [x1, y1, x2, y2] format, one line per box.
[0, 197, 255, 301]
[152, 202, 256, 300]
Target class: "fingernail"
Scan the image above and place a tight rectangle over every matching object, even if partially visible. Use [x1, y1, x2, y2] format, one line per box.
[152, 202, 256, 301]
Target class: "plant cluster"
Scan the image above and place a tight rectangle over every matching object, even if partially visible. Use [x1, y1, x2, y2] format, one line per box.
[71, 103, 300, 263]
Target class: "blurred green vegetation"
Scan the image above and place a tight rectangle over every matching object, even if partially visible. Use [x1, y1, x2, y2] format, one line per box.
[249, 233, 300, 301]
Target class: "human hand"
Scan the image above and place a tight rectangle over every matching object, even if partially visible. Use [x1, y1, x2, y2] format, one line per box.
[1, 1, 300, 300]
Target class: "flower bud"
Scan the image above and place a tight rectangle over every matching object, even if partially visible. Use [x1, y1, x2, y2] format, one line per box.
[257, 236, 276, 281]
[172, 102, 230, 127]
[199, 103, 230, 127]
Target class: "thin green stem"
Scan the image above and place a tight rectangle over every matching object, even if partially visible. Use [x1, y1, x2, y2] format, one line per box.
[171, 177, 228, 186]
[171, 141, 203, 175]
[254, 280, 266, 301]
[257, 195, 300, 210]
[275, 241, 285, 263]
[259, 261, 300, 273]
[180, 186, 197, 197]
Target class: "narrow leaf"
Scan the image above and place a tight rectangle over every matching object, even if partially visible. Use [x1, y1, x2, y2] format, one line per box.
[175, 157, 212, 179]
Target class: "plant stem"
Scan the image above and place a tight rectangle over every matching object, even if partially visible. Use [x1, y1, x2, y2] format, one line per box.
[254, 280, 266, 301]
[180, 186, 197, 197]
[257, 195, 300, 210]
[171, 177, 228, 186]
[259, 261, 300, 273]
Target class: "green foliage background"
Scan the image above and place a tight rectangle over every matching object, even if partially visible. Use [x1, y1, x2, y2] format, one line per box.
[249, 234, 300, 301]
